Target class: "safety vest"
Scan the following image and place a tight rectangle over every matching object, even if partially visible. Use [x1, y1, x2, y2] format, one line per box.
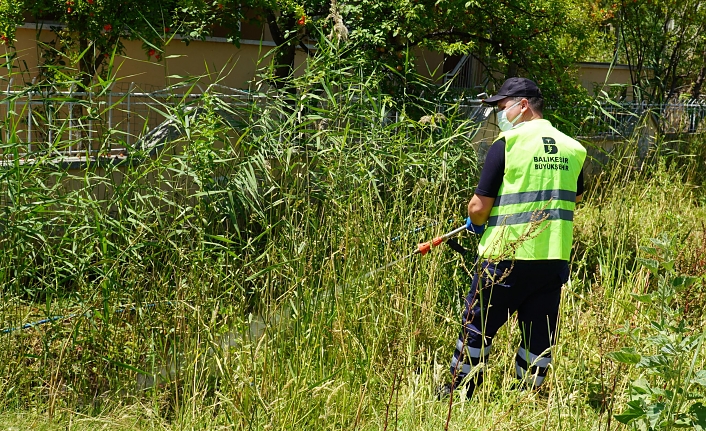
[478, 119, 586, 261]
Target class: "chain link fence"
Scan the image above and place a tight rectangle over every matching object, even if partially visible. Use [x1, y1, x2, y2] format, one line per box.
[567, 99, 706, 138]
[0, 81, 258, 161]
[3, 80, 706, 161]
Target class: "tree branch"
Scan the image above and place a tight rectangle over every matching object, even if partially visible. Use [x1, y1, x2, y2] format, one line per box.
[299, 40, 311, 56]
[267, 11, 285, 46]
[496, 0, 550, 19]
[422, 30, 501, 50]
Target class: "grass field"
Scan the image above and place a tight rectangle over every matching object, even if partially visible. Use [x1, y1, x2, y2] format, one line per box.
[1, 41, 706, 430]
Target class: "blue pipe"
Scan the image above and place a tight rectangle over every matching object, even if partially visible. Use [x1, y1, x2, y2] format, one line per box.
[389, 219, 457, 243]
[1, 301, 172, 335]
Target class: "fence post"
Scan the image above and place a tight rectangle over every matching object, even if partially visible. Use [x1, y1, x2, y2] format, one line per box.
[688, 99, 701, 133]
[47, 87, 53, 147]
[27, 87, 32, 153]
[127, 82, 135, 147]
[108, 87, 113, 130]
[68, 85, 73, 146]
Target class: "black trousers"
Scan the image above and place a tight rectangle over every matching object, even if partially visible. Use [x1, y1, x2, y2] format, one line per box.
[450, 259, 569, 390]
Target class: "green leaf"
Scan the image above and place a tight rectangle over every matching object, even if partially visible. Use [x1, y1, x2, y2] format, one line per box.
[615, 401, 646, 424]
[632, 377, 652, 394]
[640, 246, 658, 256]
[646, 402, 665, 429]
[639, 354, 670, 369]
[607, 347, 641, 364]
[614, 412, 643, 424]
[691, 370, 706, 387]
[672, 276, 699, 290]
[649, 236, 670, 249]
[690, 403, 706, 430]
[631, 293, 653, 303]
[673, 413, 693, 428]
[637, 257, 659, 274]
[661, 260, 675, 271]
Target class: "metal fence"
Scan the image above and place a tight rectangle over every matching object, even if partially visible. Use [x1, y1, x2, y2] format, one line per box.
[0, 81, 258, 161]
[3, 80, 706, 161]
[564, 99, 706, 138]
[444, 55, 487, 95]
[659, 99, 706, 135]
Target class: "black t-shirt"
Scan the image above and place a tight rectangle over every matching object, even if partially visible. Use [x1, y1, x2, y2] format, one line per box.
[475, 138, 584, 198]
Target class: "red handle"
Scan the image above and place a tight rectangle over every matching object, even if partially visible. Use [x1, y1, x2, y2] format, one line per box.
[417, 241, 431, 255]
[416, 225, 465, 257]
[418, 236, 445, 255]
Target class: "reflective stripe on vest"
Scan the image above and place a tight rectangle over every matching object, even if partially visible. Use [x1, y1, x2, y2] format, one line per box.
[493, 189, 576, 208]
[487, 208, 574, 227]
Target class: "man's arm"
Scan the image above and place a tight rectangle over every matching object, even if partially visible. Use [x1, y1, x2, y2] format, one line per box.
[469, 139, 505, 226]
[468, 194, 496, 224]
[575, 168, 584, 203]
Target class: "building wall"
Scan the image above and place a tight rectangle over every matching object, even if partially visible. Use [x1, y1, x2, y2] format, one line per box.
[2, 26, 446, 91]
[576, 61, 634, 98]
[413, 47, 445, 81]
[3, 26, 311, 90]
[3, 26, 634, 97]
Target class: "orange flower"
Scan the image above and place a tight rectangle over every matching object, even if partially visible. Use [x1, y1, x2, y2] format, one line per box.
[104, 24, 112, 31]
[297, 15, 306, 25]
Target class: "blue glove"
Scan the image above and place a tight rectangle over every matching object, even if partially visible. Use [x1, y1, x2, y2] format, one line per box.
[466, 217, 485, 235]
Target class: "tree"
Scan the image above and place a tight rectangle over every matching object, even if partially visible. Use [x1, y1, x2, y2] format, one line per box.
[1, 0, 603, 107]
[0, 0, 243, 89]
[247, 0, 604, 105]
[345, 0, 605, 106]
[593, 0, 706, 102]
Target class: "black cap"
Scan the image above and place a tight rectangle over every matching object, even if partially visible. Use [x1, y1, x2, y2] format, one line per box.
[483, 77, 543, 105]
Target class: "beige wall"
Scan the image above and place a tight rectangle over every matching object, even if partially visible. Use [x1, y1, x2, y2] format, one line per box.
[2, 27, 312, 90]
[576, 61, 633, 98]
[4, 28, 637, 93]
[413, 47, 445, 81]
[3, 26, 445, 91]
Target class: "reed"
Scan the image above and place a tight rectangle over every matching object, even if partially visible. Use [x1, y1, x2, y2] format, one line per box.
[0, 31, 705, 430]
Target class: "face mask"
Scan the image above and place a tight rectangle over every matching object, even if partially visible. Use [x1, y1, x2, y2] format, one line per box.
[497, 101, 522, 132]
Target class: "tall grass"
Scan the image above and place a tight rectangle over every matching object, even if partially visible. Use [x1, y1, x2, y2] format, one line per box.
[1, 31, 705, 430]
[0, 35, 480, 427]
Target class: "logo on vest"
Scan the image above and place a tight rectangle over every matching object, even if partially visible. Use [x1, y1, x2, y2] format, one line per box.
[542, 137, 558, 154]
[534, 137, 569, 171]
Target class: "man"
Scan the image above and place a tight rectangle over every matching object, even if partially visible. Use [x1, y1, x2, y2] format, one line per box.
[447, 77, 586, 398]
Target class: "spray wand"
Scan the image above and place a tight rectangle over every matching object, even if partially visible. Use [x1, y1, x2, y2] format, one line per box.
[414, 224, 467, 256]
[360, 224, 468, 280]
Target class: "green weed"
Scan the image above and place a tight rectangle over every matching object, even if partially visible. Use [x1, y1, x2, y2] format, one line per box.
[610, 235, 706, 430]
[1, 27, 706, 431]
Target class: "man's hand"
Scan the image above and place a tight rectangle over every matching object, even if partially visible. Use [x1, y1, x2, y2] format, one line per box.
[466, 217, 485, 235]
